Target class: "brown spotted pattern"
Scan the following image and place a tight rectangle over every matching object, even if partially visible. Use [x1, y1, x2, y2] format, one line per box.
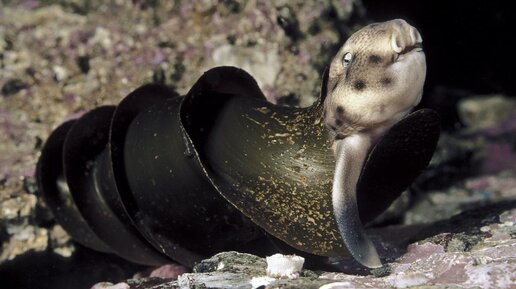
[323, 19, 426, 139]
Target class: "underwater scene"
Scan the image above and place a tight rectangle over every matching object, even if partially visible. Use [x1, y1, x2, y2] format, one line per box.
[0, 0, 515, 288]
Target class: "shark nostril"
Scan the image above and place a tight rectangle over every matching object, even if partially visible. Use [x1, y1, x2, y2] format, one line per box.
[399, 42, 423, 55]
[391, 33, 404, 53]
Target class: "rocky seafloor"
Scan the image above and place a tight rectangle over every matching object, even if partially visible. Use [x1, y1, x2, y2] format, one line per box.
[0, 1, 515, 288]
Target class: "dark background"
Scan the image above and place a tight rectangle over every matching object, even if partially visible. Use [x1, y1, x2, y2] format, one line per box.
[363, 0, 516, 97]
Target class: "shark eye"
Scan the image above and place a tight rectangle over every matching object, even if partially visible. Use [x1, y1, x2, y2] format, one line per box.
[342, 52, 352, 67]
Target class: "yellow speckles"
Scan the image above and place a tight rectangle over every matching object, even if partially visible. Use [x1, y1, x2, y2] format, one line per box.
[298, 176, 307, 185]
[201, 102, 350, 257]
[290, 166, 301, 173]
[244, 115, 267, 128]
[255, 106, 271, 114]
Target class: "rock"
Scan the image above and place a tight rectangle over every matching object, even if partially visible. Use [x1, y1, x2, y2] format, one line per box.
[52, 65, 68, 82]
[49, 225, 75, 258]
[0, 194, 37, 220]
[193, 251, 267, 276]
[1, 79, 28, 96]
[320, 202, 516, 289]
[406, 171, 516, 225]
[416, 95, 516, 189]
[149, 264, 189, 279]
[210, 44, 281, 103]
[0, 224, 48, 261]
[177, 272, 252, 289]
[458, 95, 516, 130]
[90, 282, 130, 289]
[88, 201, 516, 288]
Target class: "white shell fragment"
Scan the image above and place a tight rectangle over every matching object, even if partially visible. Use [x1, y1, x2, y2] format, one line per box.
[265, 253, 305, 279]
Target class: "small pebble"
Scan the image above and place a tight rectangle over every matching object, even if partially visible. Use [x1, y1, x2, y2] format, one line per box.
[480, 226, 491, 232]
[90, 282, 129, 289]
[370, 264, 391, 277]
[149, 263, 189, 279]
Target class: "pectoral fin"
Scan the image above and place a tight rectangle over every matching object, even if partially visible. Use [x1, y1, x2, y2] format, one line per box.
[332, 136, 382, 268]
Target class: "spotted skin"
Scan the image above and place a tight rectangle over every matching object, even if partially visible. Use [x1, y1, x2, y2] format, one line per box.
[323, 19, 426, 268]
[325, 19, 425, 138]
